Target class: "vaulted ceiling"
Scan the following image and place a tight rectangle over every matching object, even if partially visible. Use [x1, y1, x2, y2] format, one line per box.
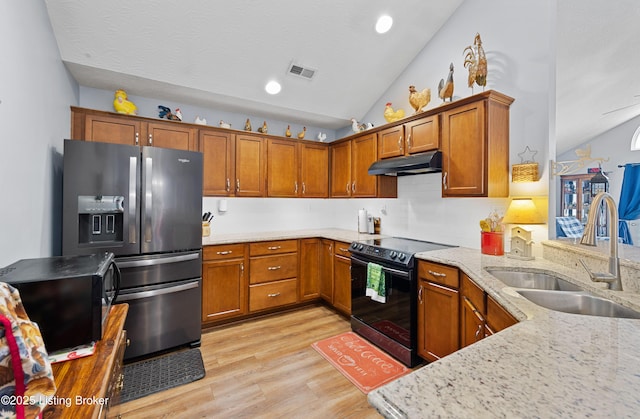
[44, 0, 640, 154]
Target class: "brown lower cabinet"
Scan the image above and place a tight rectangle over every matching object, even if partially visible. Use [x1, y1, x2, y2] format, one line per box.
[202, 244, 248, 323]
[332, 241, 353, 315]
[417, 260, 519, 362]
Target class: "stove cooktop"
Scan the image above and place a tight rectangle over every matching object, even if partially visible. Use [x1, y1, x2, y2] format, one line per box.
[349, 237, 455, 267]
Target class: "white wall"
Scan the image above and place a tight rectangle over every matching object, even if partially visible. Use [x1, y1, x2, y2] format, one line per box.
[79, 86, 337, 143]
[0, 1, 79, 267]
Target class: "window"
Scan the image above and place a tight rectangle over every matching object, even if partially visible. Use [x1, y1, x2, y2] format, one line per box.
[632, 125, 640, 151]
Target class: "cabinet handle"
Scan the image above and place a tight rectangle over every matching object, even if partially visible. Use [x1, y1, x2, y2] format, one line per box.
[407, 134, 412, 150]
[418, 285, 423, 303]
[267, 293, 281, 298]
[267, 246, 282, 250]
[428, 270, 446, 278]
[241, 263, 244, 274]
[236, 179, 240, 192]
[302, 182, 306, 194]
[352, 182, 356, 193]
[397, 136, 403, 152]
[443, 172, 448, 190]
[294, 181, 298, 194]
[339, 247, 349, 252]
[475, 324, 483, 340]
[135, 132, 139, 145]
[226, 178, 230, 192]
[346, 183, 350, 193]
[216, 250, 233, 255]
[267, 266, 282, 271]
[148, 133, 153, 145]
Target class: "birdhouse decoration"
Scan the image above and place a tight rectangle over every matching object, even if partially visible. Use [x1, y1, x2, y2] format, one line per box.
[502, 198, 545, 260]
[512, 146, 539, 182]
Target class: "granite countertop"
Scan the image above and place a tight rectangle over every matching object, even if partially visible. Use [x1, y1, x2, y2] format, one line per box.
[368, 244, 640, 418]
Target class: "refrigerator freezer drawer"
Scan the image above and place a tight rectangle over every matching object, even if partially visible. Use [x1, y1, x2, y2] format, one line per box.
[119, 278, 201, 360]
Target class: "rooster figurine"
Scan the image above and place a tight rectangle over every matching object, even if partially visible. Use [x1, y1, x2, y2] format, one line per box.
[297, 127, 307, 139]
[257, 121, 268, 134]
[463, 33, 487, 92]
[438, 63, 455, 103]
[384, 102, 405, 123]
[408, 86, 431, 114]
[158, 105, 181, 121]
[113, 89, 137, 115]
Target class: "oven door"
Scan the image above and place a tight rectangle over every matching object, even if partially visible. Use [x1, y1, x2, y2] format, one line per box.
[350, 255, 415, 351]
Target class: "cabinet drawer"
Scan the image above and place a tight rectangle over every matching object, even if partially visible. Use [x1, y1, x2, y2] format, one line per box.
[203, 243, 246, 261]
[418, 261, 459, 288]
[334, 241, 352, 258]
[461, 274, 485, 312]
[249, 279, 298, 311]
[250, 253, 298, 284]
[250, 239, 298, 256]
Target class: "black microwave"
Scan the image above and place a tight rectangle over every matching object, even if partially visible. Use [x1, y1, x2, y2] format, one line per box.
[0, 252, 120, 353]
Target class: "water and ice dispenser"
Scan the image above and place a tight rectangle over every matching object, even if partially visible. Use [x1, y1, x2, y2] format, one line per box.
[77, 195, 125, 245]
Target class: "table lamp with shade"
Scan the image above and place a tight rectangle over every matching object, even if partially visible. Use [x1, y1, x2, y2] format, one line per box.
[501, 198, 545, 260]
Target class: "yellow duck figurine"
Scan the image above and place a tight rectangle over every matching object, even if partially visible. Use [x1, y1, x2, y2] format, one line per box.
[113, 89, 137, 115]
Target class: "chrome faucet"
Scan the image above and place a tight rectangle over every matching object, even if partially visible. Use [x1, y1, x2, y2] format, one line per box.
[578, 192, 622, 291]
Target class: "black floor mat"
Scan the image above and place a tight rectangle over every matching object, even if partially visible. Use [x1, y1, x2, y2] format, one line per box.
[120, 348, 205, 403]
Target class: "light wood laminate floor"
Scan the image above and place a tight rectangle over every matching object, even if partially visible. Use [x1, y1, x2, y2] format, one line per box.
[118, 304, 383, 418]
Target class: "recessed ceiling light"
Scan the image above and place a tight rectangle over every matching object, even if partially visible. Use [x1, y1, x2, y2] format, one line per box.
[265, 80, 281, 95]
[375, 15, 393, 34]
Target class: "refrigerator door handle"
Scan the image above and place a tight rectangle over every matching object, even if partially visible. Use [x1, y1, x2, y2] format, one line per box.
[128, 156, 138, 244]
[144, 156, 153, 243]
[117, 280, 199, 302]
[117, 252, 200, 269]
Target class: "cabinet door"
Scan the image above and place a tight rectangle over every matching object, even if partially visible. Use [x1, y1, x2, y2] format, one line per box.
[202, 258, 247, 323]
[418, 280, 460, 362]
[299, 238, 321, 301]
[330, 141, 352, 197]
[300, 143, 329, 197]
[319, 239, 334, 303]
[441, 100, 486, 196]
[200, 130, 235, 196]
[333, 254, 351, 315]
[378, 125, 404, 159]
[267, 139, 299, 197]
[235, 134, 266, 196]
[147, 121, 196, 150]
[352, 134, 378, 197]
[84, 114, 143, 146]
[485, 295, 518, 334]
[405, 115, 439, 154]
[460, 296, 485, 348]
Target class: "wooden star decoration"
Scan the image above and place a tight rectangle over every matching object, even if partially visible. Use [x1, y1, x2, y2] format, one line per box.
[517, 146, 537, 163]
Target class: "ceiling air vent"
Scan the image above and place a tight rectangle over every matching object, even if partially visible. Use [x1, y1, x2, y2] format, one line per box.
[288, 63, 316, 80]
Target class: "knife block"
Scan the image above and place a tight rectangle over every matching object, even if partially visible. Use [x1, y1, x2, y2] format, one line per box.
[202, 221, 210, 237]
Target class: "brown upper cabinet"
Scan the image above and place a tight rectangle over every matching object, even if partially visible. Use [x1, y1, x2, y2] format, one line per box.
[267, 139, 329, 198]
[72, 107, 196, 151]
[378, 115, 440, 159]
[440, 91, 513, 197]
[330, 133, 396, 198]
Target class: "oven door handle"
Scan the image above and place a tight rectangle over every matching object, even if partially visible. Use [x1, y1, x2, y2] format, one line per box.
[351, 255, 410, 279]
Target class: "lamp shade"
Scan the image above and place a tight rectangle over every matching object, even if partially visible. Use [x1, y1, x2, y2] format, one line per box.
[502, 198, 545, 225]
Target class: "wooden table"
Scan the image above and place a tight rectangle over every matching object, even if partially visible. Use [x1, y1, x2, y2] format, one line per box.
[43, 304, 128, 419]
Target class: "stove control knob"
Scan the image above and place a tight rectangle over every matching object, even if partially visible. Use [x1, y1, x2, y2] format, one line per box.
[351, 243, 356, 249]
[398, 253, 406, 261]
[358, 244, 364, 250]
[389, 251, 397, 259]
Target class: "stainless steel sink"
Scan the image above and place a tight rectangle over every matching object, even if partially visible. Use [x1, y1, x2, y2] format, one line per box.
[516, 289, 640, 319]
[486, 268, 585, 291]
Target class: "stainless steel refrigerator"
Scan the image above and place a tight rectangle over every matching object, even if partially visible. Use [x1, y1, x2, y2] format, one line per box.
[62, 140, 203, 360]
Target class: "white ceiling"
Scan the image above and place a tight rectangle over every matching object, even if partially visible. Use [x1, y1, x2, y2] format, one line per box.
[44, 1, 640, 154]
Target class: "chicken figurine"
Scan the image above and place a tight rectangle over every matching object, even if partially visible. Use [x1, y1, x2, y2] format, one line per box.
[158, 105, 181, 121]
[257, 121, 268, 134]
[244, 118, 252, 131]
[384, 102, 406, 123]
[297, 127, 307, 139]
[463, 33, 487, 92]
[408, 86, 431, 114]
[113, 89, 137, 115]
[285, 125, 292, 137]
[438, 63, 455, 103]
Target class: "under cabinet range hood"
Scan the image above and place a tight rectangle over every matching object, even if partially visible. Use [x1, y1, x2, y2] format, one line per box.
[367, 150, 443, 176]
